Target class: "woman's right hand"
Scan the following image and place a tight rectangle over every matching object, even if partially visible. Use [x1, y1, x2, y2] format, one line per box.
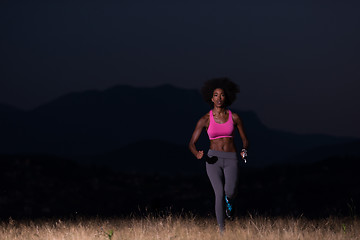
[196, 150, 204, 159]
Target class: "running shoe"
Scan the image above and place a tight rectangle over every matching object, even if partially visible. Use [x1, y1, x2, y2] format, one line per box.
[225, 195, 234, 219]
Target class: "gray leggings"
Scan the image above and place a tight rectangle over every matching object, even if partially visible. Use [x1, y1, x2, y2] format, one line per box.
[206, 149, 239, 230]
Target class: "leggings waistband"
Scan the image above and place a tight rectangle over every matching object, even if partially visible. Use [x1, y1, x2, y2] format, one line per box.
[207, 149, 238, 159]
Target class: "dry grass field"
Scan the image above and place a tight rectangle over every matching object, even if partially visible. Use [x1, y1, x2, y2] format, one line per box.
[1, 214, 359, 240]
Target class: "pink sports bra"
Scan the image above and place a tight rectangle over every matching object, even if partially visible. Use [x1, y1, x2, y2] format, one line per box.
[207, 109, 235, 140]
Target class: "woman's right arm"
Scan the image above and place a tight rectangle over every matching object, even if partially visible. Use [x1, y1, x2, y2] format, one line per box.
[189, 115, 208, 159]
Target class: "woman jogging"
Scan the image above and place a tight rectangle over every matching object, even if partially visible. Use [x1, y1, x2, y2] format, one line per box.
[189, 77, 248, 232]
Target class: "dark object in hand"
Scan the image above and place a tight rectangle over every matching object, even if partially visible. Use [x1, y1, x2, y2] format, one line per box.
[203, 155, 218, 164]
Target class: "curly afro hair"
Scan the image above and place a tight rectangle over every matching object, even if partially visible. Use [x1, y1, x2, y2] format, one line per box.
[201, 77, 239, 107]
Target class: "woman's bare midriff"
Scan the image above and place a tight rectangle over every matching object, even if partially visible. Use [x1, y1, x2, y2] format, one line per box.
[209, 137, 236, 152]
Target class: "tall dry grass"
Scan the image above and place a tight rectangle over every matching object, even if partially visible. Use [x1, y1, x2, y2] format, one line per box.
[1, 214, 359, 240]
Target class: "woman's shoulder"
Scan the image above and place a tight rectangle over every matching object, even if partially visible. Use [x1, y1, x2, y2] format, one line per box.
[201, 111, 210, 120]
[230, 110, 238, 117]
[230, 110, 242, 123]
[197, 112, 210, 125]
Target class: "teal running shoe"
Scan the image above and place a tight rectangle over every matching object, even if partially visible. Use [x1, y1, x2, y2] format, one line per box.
[225, 195, 233, 219]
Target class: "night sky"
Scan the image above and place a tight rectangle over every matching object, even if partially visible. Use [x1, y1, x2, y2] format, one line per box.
[1, 0, 360, 138]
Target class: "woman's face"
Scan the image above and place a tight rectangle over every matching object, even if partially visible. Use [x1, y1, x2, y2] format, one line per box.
[212, 88, 226, 107]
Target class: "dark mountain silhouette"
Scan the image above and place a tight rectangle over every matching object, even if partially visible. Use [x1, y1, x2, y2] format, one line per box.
[286, 140, 360, 164]
[85, 140, 202, 175]
[0, 103, 23, 114]
[1, 154, 359, 219]
[0, 84, 358, 168]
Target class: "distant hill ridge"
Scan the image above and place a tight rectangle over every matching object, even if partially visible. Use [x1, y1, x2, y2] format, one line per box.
[0, 84, 358, 168]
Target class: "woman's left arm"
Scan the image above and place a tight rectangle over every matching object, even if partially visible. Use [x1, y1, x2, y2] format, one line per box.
[233, 112, 249, 150]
